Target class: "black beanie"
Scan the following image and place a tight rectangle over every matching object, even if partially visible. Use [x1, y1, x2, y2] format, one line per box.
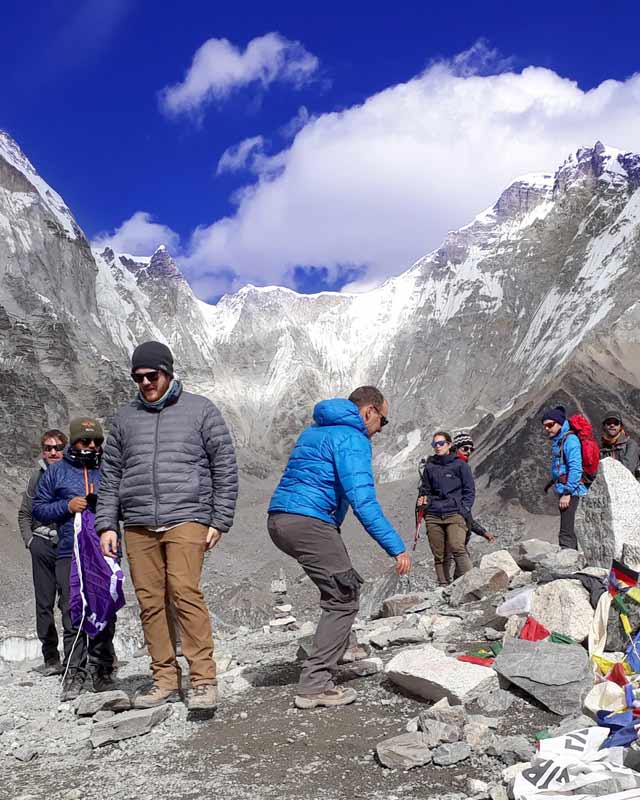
[541, 405, 566, 426]
[131, 341, 174, 376]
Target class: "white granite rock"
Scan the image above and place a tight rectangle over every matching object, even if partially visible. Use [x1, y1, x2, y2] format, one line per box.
[576, 457, 640, 568]
[531, 579, 594, 641]
[385, 644, 498, 705]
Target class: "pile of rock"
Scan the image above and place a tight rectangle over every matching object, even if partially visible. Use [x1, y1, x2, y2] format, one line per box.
[74, 691, 171, 749]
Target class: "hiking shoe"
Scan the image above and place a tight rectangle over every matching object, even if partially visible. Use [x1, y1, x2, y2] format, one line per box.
[42, 658, 64, 677]
[92, 669, 117, 693]
[60, 671, 86, 702]
[339, 643, 371, 664]
[294, 687, 357, 709]
[133, 685, 181, 709]
[188, 684, 218, 712]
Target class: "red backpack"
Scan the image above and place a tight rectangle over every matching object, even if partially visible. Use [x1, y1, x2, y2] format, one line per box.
[560, 414, 600, 487]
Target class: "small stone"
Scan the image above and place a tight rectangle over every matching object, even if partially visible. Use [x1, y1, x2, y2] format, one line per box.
[464, 721, 492, 752]
[406, 716, 419, 733]
[14, 746, 38, 762]
[298, 621, 315, 637]
[239, 712, 248, 720]
[476, 689, 515, 715]
[432, 742, 471, 766]
[385, 627, 429, 646]
[467, 778, 490, 798]
[484, 627, 503, 641]
[489, 786, 509, 800]
[486, 734, 534, 765]
[380, 593, 427, 618]
[76, 690, 131, 717]
[275, 603, 292, 613]
[269, 616, 296, 627]
[376, 732, 433, 770]
[341, 657, 383, 677]
[422, 697, 467, 728]
[418, 720, 462, 747]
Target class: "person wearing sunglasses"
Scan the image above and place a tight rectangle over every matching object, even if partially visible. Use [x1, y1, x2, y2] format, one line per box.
[541, 405, 587, 549]
[417, 430, 475, 585]
[18, 429, 68, 676]
[268, 386, 410, 710]
[600, 410, 640, 479]
[33, 418, 118, 700]
[96, 341, 238, 713]
[441, 432, 496, 582]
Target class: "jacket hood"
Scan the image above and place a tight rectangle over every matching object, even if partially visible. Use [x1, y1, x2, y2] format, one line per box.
[313, 399, 366, 433]
[553, 420, 571, 441]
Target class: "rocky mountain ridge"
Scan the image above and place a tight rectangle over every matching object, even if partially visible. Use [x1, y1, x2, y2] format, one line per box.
[1, 132, 640, 510]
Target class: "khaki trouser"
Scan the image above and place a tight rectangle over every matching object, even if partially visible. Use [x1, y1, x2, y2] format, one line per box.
[125, 523, 215, 689]
[426, 513, 473, 586]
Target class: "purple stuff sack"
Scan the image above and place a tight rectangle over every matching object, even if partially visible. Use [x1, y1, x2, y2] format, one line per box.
[69, 509, 125, 637]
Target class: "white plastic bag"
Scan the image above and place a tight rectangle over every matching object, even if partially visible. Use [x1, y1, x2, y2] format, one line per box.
[582, 681, 627, 717]
[496, 587, 535, 617]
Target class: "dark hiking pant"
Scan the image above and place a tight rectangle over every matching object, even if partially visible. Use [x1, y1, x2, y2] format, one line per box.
[57, 557, 116, 675]
[426, 513, 473, 586]
[267, 513, 363, 694]
[559, 495, 580, 550]
[30, 536, 61, 661]
[444, 530, 472, 584]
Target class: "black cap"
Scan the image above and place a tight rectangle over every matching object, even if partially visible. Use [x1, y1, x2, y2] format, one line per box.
[602, 409, 623, 425]
[131, 341, 174, 377]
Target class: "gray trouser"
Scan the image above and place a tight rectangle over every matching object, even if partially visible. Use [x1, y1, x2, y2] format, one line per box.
[267, 513, 362, 694]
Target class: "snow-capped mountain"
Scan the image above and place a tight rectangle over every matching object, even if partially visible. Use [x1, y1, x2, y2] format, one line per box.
[1, 130, 640, 508]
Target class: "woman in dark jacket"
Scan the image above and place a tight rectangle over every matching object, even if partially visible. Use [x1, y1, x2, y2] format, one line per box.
[417, 431, 475, 585]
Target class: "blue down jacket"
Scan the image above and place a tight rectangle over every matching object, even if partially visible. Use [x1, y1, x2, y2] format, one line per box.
[32, 450, 101, 559]
[269, 399, 405, 557]
[420, 453, 475, 518]
[550, 420, 588, 497]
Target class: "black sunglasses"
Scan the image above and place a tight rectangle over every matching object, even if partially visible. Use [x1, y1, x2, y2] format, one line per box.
[43, 443, 65, 452]
[373, 406, 389, 427]
[132, 370, 161, 384]
[458, 445, 474, 453]
[78, 438, 103, 447]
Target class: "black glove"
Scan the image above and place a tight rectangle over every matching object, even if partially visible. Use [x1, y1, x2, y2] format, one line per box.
[85, 492, 98, 513]
[543, 480, 554, 494]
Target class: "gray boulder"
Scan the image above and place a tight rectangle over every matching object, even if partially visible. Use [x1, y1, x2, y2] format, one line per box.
[493, 637, 592, 716]
[422, 697, 467, 728]
[536, 548, 585, 574]
[475, 689, 515, 715]
[90, 704, 171, 748]
[449, 567, 510, 607]
[376, 732, 433, 770]
[576, 458, 640, 568]
[511, 539, 559, 571]
[480, 550, 521, 580]
[486, 734, 534, 765]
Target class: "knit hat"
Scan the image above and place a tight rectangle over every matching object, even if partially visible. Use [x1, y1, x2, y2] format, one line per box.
[541, 405, 566, 426]
[453, 431, 475, 451]
[602, 409, 623, 425]
[69, 417, 104, 445]
[131, 341, 174, 377]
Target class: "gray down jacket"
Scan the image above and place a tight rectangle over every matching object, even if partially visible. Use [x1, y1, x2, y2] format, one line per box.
[95, 386, 238, 534]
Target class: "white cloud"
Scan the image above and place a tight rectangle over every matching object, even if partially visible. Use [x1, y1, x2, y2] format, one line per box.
[280, 105, 311, 138]
[217, 136, 265, 175]
[159, 32, 319, 118]
[92, 211, 180, 256]
[181, 49, 640, 294]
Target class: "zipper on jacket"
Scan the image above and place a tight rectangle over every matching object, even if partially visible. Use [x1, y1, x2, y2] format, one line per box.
[153, 412, 160, 528]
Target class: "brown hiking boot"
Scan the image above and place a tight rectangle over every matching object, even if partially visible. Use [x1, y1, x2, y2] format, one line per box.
[188, 684, 218, 712]
[133, 685, 181, 709]
[294, 687, 357, 709]
[339, 643, 371, 664]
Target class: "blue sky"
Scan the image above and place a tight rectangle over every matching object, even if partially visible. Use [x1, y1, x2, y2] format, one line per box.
[2, 0, 640, 300]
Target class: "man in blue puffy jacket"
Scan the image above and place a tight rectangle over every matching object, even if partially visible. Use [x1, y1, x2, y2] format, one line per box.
[542, 405, 587, 549]
[268, 386, 410, 709]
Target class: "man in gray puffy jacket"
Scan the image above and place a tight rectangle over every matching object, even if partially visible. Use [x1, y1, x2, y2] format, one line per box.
[96, 341, 238, 712]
